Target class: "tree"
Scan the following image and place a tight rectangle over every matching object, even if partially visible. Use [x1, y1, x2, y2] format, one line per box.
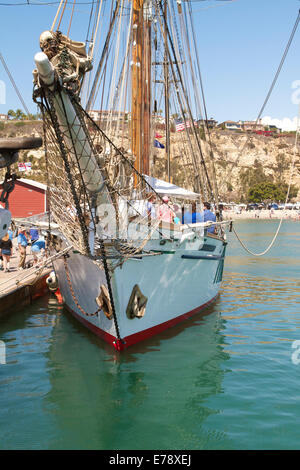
[240, 159, 272, 194]
[7, 108, 27, 120]
[273, 153, 289, 183]
[248, 181, 298, 203]
[7, 109, 16, 119]
[248, 181, 278, 203]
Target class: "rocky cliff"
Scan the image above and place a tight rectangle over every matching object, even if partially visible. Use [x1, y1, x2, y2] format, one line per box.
[1, 121, 299, 201]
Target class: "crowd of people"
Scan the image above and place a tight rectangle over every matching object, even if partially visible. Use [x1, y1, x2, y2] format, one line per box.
[0, 197, 217, 273]
[0, 225, 46, 273]
[145, 194, 217, 234]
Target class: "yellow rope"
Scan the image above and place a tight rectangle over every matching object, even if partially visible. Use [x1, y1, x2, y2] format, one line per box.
[56, 0, 68, 32]
[90, 0, 103, 59]
[67, 0, 76, 38]
[51, 0, 65, 32]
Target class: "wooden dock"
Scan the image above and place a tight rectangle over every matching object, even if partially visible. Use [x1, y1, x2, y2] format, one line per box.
[0, 240, 52, 319]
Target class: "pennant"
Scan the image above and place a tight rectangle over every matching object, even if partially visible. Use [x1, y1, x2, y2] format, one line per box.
[154, 139, 165, 149]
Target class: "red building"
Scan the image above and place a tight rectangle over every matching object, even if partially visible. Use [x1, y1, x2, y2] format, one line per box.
[0, 178, 48, 218]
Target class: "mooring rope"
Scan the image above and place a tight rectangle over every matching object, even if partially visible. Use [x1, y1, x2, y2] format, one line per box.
[232, 104, 300, 257]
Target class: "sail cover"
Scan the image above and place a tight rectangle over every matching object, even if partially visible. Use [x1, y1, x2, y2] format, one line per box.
[144, 175, 200, 200]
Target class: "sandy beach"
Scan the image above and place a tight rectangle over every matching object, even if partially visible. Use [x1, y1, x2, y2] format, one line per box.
[222, 209, 300, 221]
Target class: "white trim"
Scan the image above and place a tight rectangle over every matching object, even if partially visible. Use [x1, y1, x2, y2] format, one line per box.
[18, 178, 47, 191]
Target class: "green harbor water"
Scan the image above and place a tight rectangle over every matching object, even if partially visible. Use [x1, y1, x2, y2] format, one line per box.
[1, 219, 300, 450]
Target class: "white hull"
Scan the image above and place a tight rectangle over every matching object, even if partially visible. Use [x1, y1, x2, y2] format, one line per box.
[53, 233, 226, 350]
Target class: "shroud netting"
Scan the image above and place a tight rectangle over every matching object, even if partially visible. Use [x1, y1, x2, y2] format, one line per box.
[37, 84, 164, 270]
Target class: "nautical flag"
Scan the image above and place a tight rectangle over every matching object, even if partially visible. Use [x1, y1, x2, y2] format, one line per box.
[25, 162, 32, 171]
[154, 139, 165, 149]
[18, 162, 26, 172]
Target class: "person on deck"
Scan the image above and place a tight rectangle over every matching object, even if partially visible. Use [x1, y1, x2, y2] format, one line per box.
[158, 196, 176, 224]
[182, 202, 203, 224]
[145, 193, 156, 220]
[17, 226, 28, 270]
[0, 233, 13, 272]
[202, 202, 216, 233]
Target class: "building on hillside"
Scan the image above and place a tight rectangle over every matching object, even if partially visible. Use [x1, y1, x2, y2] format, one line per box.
[242, 120, 265, 132]
[218, 121, 242, 131]
[197, 118, 218, 128]
[89, 110, 127, 122]
[0, 114, 8, 121]
[0, 178, 48, 218]
[268, 125, 282, 134]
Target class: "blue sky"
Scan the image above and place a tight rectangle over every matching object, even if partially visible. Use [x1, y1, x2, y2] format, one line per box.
[0, 0, 300, 129]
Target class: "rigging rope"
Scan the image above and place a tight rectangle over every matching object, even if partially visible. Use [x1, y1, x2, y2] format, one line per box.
[0, 52, 31, 115]
[232, 103, 300, 257]
[50, 0, 64, 31]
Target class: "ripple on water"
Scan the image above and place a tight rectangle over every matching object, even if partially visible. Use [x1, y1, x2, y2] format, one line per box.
[0, 220, 300, 449]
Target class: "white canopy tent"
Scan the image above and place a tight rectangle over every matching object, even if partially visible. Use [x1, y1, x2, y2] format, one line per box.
[144, 175, 200, 200]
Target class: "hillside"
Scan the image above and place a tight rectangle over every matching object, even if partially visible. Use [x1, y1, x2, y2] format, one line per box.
[0, 120, 299, 201]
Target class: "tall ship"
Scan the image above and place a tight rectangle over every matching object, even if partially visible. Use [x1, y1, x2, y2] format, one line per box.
[32, 0, 230, 351]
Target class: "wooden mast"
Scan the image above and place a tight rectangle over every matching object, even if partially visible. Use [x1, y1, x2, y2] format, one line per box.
[142, 1, 151, 176]
[132, 0, 151, 183]
[163, 0, 171, 182]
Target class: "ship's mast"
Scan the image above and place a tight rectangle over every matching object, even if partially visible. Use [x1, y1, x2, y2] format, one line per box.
[132, 0, 151, 181]
[163, 0, 171, 182]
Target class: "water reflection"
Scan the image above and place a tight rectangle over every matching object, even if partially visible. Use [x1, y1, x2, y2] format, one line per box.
[41, 301, 230, 449]
[2, 220, 300, 449]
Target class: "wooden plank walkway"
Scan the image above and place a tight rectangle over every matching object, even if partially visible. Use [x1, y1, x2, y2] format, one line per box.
[0, 239, 52, 319]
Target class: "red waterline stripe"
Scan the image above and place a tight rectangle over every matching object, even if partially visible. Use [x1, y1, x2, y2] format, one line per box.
[64, 295, 218, 352]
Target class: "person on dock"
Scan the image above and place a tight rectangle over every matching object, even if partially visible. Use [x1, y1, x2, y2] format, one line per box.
[0, 233, 13, 272]
[31, 238, 46, 265]
[29, 227, 39, 245]
[17, 226, 28, 270]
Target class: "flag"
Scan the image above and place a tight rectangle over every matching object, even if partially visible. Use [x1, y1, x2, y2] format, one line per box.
[25, 162, 32, 171]
[175, 118, 191, 131]
[175, 119, 185, 132]
[154, 139, 165, 149]
[18, 162, 26, 172]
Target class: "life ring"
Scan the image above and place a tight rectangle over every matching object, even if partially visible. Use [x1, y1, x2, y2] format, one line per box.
[46, 270, 58, 291]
